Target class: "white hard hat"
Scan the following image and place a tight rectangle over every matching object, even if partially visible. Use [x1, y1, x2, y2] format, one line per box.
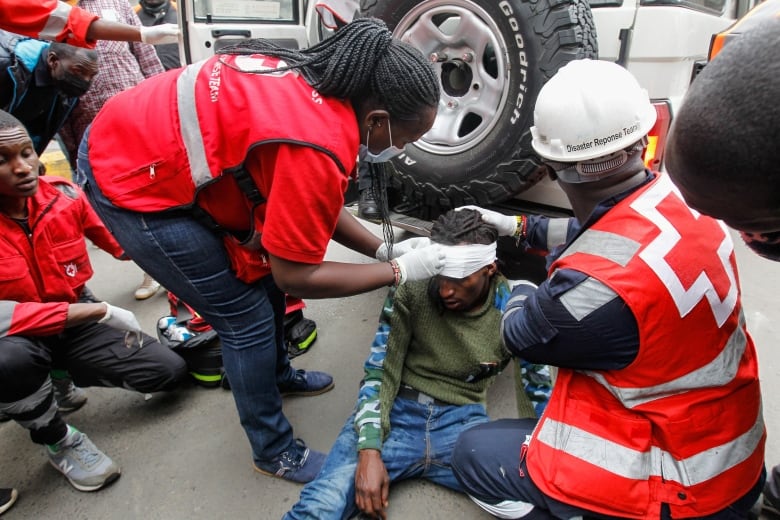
[531, 59, 657, 162]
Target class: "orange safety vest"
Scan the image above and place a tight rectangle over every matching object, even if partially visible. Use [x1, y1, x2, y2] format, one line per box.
[87, 53, 358, 214]
[526, 173, 765, 519]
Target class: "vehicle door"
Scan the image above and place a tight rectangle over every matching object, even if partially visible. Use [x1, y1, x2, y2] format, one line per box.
[178, 0, 322, 65]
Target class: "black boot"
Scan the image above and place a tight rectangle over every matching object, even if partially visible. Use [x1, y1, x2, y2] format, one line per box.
[358, 189, 381, 220]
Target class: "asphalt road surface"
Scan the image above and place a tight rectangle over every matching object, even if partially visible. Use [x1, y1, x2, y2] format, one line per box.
[2, 217, 778, 520]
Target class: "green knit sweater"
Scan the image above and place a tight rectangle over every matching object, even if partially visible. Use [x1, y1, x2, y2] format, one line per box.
[372, 275, 535, 443]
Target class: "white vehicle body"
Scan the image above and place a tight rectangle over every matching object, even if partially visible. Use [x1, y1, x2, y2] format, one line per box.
[501, 0, 756, 211]
[177, 0, 756, 216]
[178, 0, 319, 65]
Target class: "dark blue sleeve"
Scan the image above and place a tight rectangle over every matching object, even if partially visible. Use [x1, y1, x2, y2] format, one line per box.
[524, 216, 575, 251]
[502, 269, 638, 371]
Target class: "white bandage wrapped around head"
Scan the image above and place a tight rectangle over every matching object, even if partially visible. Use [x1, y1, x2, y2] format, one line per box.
[438, 243, 497, 278]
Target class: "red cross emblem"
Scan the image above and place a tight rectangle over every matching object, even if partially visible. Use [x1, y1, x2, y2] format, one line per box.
[631, 175, 737, 327]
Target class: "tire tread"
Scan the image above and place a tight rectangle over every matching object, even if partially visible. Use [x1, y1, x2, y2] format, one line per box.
[363, 0, 597, 218]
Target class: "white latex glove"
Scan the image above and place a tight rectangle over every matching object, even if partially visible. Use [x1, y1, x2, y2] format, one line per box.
[98, 303, 142, 333]
[394, 244, 445, 284]
[456, 205, 518, 236]
[375, 237, 431, 262]
[140, 24, 181, 45]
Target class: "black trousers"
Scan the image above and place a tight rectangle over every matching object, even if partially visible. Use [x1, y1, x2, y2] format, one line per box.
[0, 322, 186, 444]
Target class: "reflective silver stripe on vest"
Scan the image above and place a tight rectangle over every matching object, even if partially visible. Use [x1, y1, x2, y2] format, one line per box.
[536, 410, 763, 486]
[559, 276, 618, 322]
[39, 2, 71, 41]
[546, 218, 570, 250]
[176, 60, 213, 187]
[582, 311, 748, 408]
[558, 230, 640, 267]
[0, 300, 14, 337]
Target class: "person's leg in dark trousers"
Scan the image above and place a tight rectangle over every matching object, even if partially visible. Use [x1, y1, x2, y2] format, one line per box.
[49, 322, 186, 394]
[0, 336, 69, 445]
[452, 418, 562, 520]
[452, 419, 765, 520]
[452, 419, 623, 519]
[0, 335, 122, 491]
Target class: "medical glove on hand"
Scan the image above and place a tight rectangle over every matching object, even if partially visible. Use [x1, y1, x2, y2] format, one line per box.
[375, 237, 431, 262]
[394, 244, 445, 284]
[456, 205, 518, 236]
[140, 24, 180, 45]
[98, 303, 142, 333]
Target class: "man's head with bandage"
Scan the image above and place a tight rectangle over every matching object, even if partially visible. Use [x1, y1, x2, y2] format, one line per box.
[428, 209, 498, 312]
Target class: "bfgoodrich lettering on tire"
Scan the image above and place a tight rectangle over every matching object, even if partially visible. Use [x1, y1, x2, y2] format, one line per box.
[362, 0, 597, 218]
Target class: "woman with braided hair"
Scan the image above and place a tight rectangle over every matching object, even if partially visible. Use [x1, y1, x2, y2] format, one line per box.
[78, 17, 445, 483]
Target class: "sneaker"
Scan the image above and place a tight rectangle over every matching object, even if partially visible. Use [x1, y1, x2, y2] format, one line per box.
[52, 378, 88, 413]
[134, 273, 161, 300]
[47, 426, 121, 492]
[357, 189, 381, 220]
[253, 439, 326, 483]
[278, 369, 334, 397]
[0, 488, 18, 515]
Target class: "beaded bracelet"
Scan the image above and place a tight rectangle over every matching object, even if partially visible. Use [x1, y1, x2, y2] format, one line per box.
[389, 260, 401, 286]
[514, 215, 528, 243]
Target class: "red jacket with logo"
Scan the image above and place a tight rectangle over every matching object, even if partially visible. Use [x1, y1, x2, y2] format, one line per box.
[527, 174, 764, 518]
[0, 1, 99, 48]
[0, 177, 123, 339]
[88, 54, 358, 281]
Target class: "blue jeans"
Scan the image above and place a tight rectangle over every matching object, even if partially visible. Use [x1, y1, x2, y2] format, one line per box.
[284, 397, 489, 520]
[78, 133, 297, 462]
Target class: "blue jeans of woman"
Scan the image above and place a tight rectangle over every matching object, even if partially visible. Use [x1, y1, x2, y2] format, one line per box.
[284, 397, 489, 520]
[78, 133, 297, 462]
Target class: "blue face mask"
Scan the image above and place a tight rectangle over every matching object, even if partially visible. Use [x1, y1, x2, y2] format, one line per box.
[359, 120, 403, 163]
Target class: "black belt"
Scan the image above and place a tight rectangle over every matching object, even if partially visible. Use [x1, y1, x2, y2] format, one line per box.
[397, 385, 449, 406]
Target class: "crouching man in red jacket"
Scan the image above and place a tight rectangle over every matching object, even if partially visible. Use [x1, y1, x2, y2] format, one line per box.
[0, 109, 186, 496]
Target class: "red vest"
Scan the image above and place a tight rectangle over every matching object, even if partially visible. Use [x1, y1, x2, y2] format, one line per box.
[88, 54, 358, 214]
[527, 174, 764, 518]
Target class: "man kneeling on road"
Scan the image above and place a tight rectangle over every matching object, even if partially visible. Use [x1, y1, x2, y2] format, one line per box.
[451, 60, 765, 519]
[0, 109, 187, 495]
[284, 208, 551, 520]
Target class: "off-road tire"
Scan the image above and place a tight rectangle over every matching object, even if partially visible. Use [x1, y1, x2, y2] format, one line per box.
[362, 0, 597, 218]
